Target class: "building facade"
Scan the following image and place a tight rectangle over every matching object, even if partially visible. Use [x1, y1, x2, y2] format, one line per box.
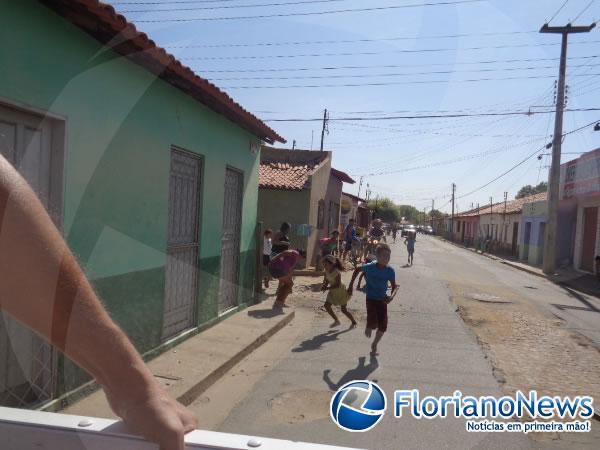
[560, 148, 600, 272]
[0, 0, 283, 408]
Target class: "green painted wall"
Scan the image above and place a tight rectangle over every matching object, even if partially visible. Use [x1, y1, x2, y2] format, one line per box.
[0, 0, 262, 395]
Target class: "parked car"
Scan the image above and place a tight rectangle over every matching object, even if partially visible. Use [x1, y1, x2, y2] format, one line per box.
[425, 225, 434, 235]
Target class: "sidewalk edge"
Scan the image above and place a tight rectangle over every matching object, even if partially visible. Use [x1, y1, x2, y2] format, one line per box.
[176, 310, 295, 406]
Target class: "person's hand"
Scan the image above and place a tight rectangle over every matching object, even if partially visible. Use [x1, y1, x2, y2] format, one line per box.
[105, 376, 197, 450]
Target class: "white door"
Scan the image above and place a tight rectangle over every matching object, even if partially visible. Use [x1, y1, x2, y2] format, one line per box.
[0, 104, 56, 407]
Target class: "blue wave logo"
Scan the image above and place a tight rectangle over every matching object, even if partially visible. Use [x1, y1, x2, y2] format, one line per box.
[330, 380, 387, 432]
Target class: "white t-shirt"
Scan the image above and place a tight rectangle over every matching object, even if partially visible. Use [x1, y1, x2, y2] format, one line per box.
[263, 237, 272, 256]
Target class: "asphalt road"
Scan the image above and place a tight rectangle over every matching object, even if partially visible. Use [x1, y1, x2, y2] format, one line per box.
[212, 235, 562, 449]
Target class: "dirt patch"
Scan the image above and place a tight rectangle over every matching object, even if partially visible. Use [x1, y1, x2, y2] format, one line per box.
[268, 389, 331, 424]
[451, 283, 600, 446]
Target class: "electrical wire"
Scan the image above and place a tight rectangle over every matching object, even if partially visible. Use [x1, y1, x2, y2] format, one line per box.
[194, 55, 599, 73]
[134, 0, 484, 22]
[208, 62, 600, 81]
[548, 0, 570, 23]
[120, 0, 348, 13]
[164, 30, 539, 49]
[183, 40, 599, 61]
[573, 0, 595, 22]
[264, 107, 600, 122]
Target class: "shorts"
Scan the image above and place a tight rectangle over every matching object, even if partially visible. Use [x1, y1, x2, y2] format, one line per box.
[262, 254, 271, 266]
[269, 266, 288, 279]
[344, 240, 352, 251]
[366, 298, 388, 332]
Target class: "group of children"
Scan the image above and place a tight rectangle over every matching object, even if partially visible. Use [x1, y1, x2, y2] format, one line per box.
[262, 223, 402, 355]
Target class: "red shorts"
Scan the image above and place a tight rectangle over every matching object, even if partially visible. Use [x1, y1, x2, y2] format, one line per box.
[366, 299, 388, 332]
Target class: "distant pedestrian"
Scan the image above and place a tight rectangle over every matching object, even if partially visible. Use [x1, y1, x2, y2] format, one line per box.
[320, 255, 357, 328]
[269, 248, 306, 308]
[392, 227, 398, 243]
[405, 230, 417, 266]
[348, 244, 397, 355]
[342, 219, 357, 261]
[272, 222, 291, 255]
[320, 230, 340, 258]
[262, 229, 273, 289]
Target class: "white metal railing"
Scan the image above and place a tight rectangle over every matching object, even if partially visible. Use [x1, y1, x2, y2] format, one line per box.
[0, 407, 360, 450]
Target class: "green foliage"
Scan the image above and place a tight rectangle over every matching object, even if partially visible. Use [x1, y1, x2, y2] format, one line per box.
[516, 181, 548, 199]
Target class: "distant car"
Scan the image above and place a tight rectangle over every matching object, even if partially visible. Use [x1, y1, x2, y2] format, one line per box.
[425, 225, 434, 235]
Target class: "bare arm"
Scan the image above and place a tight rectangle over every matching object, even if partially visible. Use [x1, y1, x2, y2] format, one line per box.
[0, 156, 196, 450]
[386, 279, 398, 304]
[321, 274, 329, 291]
[347, 266, 363, 295]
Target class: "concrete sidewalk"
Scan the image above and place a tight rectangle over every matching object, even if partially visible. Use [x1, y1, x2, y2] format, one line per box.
[60, 302, 294, 419]
[438, 237, 600, 299]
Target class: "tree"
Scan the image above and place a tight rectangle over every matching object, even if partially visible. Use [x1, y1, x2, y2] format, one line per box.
[516, 181, 548, 199]
[429, 209, 444, 219]
[367, 197, 401, 223]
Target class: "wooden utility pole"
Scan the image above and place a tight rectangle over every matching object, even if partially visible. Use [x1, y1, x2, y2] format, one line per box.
[540, 22, 596, 274]
[320, 109, 329, 151]
[451, 183, 456, 239]
[431, 199, 434, 227]
[357, 176, 364, 198]
[292, 139, 296, 150]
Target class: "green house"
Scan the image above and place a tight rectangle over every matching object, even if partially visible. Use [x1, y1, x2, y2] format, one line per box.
[0, 0, 284, 408]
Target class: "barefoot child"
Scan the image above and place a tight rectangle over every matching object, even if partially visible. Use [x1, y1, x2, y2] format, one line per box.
[268, 248, 306, 308]
[347, 244, 397, 355]
[321, 255, 357, 327]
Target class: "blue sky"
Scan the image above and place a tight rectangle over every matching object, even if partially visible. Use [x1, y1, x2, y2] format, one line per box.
[106, 0, 600, 213]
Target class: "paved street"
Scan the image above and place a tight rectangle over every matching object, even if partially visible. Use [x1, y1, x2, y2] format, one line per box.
[187, 234, 600, 449]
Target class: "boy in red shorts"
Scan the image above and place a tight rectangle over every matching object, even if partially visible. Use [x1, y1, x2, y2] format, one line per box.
[347, 244, 397, 355]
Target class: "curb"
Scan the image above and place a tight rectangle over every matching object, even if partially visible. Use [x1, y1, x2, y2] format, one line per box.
[499, 260, 546, 279]
[176, 310, 295, 406]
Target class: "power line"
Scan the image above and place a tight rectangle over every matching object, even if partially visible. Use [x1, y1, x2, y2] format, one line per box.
[456, 119, 600, 199]
[120, 0, 348, 13]
[208, 62, 600, 81]
[231, 73, 600, 90]
[134, 0, 485, 22]
[194, 54, 599, 73]
[573, 0, 595, 22]
[113, 0, 247, 4]
[548, 0, 570, 23]
[182, 40, 600, 60]
[164, 30, 539, 49]
[264, 107, 600, 122]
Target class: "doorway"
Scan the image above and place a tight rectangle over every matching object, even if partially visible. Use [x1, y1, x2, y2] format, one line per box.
[162, 148, 202, 340]
[0, 103, 63, 407]
[219, 168, 244, 314]
[581, 207, 598, 272]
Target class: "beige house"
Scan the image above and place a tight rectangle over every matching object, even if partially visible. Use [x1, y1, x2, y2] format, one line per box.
[258, 147, 354, 267]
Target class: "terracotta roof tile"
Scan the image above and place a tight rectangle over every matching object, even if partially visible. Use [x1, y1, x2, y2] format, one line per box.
[39, 0, 285, 144]
[259, 147, 329, 190]
[331, 168, 355, 184]
[456, 192, 547, 217]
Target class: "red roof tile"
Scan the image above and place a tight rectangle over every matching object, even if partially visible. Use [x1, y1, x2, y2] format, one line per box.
[331, 168, 355, 184]
[259, 147, 329, 190]
[456, 192, 547, 217]
[39, 0, 285, 144]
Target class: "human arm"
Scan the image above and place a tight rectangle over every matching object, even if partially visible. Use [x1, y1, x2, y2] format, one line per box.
[386, 279, 398, 304]
[347, 266, 363, 295]
[321, 274, 329, 291]
[0, 156, 196, 450]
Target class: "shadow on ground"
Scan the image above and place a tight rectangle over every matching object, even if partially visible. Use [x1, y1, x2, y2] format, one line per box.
[322, 354, 379, 391]
[292, 327, 353, 352]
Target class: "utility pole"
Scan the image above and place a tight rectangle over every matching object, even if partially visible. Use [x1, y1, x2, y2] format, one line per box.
[451, 183, 456, 240]
[292, 139, 296, 150]
[310, 130, 314, 150]
[540, 21, 596, 274]
[431, 199, 434, 227]
[357, 176, 364, 198]
[320, 108, 329, 151]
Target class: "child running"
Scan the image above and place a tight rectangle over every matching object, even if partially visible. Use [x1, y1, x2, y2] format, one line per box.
[405, 230, 416, 266]
[321, 255, 357, 328]
[262, 229, 272, 288]
[347, 244, 397, 355]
